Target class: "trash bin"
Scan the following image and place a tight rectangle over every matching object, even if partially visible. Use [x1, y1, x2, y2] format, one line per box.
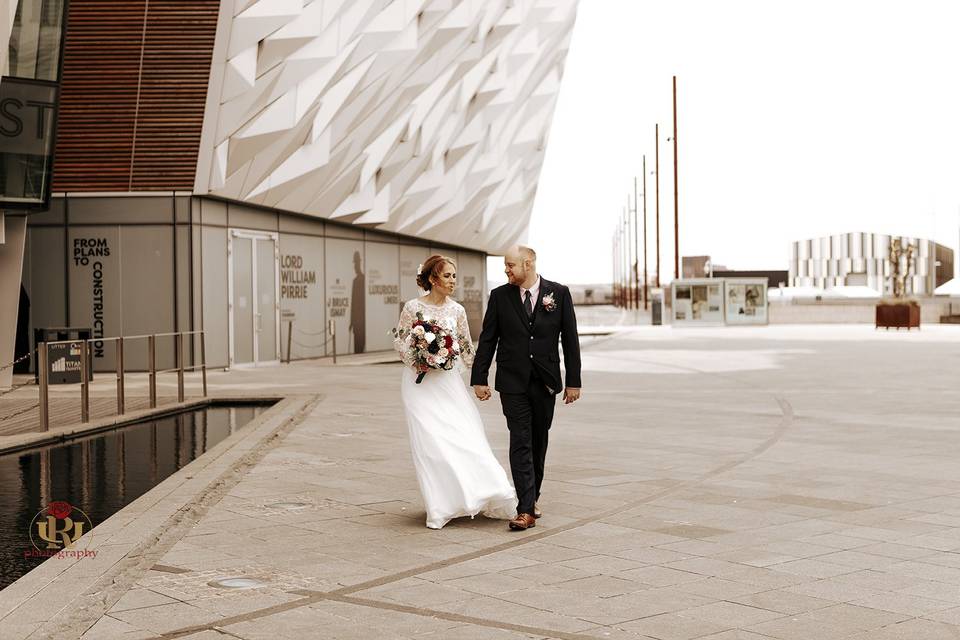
[651, 300, 662, 326]
[34, 327, 94, 384]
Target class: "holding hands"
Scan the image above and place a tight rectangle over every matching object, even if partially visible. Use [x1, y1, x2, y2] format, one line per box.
[473, 385, 492, 401]
[474, 384, 580, 405]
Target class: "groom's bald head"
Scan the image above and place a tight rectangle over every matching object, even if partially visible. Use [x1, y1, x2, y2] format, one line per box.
[504, 245, 537, 287]
[506, 245, 536, 264]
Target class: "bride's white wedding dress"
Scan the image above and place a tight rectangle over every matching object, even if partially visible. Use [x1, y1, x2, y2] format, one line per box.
[394, 297, 517, 529]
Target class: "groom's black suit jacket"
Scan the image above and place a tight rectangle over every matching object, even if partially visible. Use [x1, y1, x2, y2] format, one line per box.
[470, 277, 582, 394]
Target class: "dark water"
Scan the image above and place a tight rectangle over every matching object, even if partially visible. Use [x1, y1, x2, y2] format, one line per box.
[0, 403, 273, 590]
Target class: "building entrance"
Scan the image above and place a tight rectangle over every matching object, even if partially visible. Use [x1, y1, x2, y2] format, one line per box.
[228, 230, 280, 368]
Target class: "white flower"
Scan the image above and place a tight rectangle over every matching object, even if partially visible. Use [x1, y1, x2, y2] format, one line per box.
[542, 292, 557, 311]
[413, 325, 425, 336]
[451, 342, 460, 352]
[416, 263, 423, 275]
[438, 348, 449, 358]
[424, 332, 435, 343]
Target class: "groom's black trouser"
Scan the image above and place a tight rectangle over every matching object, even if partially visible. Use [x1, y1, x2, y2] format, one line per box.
[500, 370, 556, 515]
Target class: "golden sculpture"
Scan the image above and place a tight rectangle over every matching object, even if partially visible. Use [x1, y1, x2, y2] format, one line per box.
[887, 238, 917, 299]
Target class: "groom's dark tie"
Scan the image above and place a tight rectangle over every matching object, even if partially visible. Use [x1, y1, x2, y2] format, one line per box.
[524, 290, 533, 318]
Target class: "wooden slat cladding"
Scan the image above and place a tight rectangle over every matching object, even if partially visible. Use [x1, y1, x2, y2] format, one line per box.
[52, 0, 220, 192]
[53, 1, 144, 191]
[131, 1, 219, 190]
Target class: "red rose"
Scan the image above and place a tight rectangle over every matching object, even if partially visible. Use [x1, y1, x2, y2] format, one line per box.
[444, 335, 453, 349]
[47, 501, 73, 519]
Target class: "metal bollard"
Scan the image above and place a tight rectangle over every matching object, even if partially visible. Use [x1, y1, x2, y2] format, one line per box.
[176, 333, 185, 403]
[80, 340, 90, 423]
[329, 319, 336, 364]
[148, 334, 157, 408]
[116, 336, 125, 415]
[200, 331, 207, 397]
[38, 342, 49, 432]
[286, 320, 293, 364]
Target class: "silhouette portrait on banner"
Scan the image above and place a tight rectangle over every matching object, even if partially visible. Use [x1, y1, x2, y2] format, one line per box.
[350, 250, 365, 353]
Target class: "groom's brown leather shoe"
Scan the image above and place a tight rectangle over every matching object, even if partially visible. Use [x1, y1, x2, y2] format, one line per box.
[533, 502, 542, 519]
[508, 513, 536, 530]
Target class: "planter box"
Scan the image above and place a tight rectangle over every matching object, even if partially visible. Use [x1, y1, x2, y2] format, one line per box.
[876, 302, 920, 330]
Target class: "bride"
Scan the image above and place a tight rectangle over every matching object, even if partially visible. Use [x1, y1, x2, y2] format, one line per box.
[393, 254, 517, 529]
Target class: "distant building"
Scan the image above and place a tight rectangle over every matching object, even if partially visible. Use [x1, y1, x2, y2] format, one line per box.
[681, 254, 787, 289]
[713, 270, 788, 289]
[790, 232, 953, 296]
[682, 256, 712, 278]
[568, 284, 614, 305]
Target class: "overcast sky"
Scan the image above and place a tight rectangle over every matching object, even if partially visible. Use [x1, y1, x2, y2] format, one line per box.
[489, 1, 960, 286]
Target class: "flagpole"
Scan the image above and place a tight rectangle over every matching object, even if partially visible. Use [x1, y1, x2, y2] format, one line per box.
[672, 75, 680, 280]
[641, 159, 648, 309]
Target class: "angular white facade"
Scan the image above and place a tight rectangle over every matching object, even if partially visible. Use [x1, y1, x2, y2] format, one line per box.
[195, 0, 578, 253]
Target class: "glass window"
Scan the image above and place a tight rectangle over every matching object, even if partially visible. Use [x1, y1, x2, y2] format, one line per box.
[7, 0, 64, 81]
[1, 0, 65, 207]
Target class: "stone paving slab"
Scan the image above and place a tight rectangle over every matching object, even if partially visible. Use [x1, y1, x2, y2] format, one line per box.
[1, 324, 960, 639]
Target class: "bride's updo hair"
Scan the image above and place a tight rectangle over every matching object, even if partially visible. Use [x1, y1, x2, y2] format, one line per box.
[417, 254, 456, 291]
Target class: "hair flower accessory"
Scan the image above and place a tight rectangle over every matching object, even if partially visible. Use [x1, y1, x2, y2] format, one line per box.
[542, 292, 557, 312]
[416, 263, 423, 275]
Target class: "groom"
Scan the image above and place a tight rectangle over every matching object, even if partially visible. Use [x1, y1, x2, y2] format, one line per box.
[471, 245, 582, 531]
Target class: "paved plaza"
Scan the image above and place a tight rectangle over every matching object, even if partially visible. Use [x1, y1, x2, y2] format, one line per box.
[2, 323, 960, 639]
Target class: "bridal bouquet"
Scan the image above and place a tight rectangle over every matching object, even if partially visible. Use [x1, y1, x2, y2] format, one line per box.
[392, 311, 469, 383]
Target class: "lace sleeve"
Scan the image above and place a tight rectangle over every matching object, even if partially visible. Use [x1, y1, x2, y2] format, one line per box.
[394, 301, 417, 367]
[456, 303, 475, 368]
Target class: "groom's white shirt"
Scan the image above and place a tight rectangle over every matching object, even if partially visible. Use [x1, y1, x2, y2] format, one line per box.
[519, 275, 541, 307]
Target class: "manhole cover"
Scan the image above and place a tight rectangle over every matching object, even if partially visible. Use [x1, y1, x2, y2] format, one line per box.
[267, 502, 310, 510]
[208, 577, 268, 589]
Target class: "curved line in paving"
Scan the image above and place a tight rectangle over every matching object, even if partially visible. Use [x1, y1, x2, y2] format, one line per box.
[332, 391, 794, 597]
[153, 340, 796, 639]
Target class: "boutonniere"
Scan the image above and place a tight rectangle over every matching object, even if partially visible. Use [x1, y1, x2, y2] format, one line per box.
[541, 292, 557, 312]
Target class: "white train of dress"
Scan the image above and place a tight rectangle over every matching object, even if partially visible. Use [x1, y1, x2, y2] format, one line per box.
[395, 297, 517, 529]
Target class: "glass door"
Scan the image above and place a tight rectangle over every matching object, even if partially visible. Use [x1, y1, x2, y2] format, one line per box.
[231, 236, 253, 365]
[256, 237, 278, 364]
[228, 230, 279, 367]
